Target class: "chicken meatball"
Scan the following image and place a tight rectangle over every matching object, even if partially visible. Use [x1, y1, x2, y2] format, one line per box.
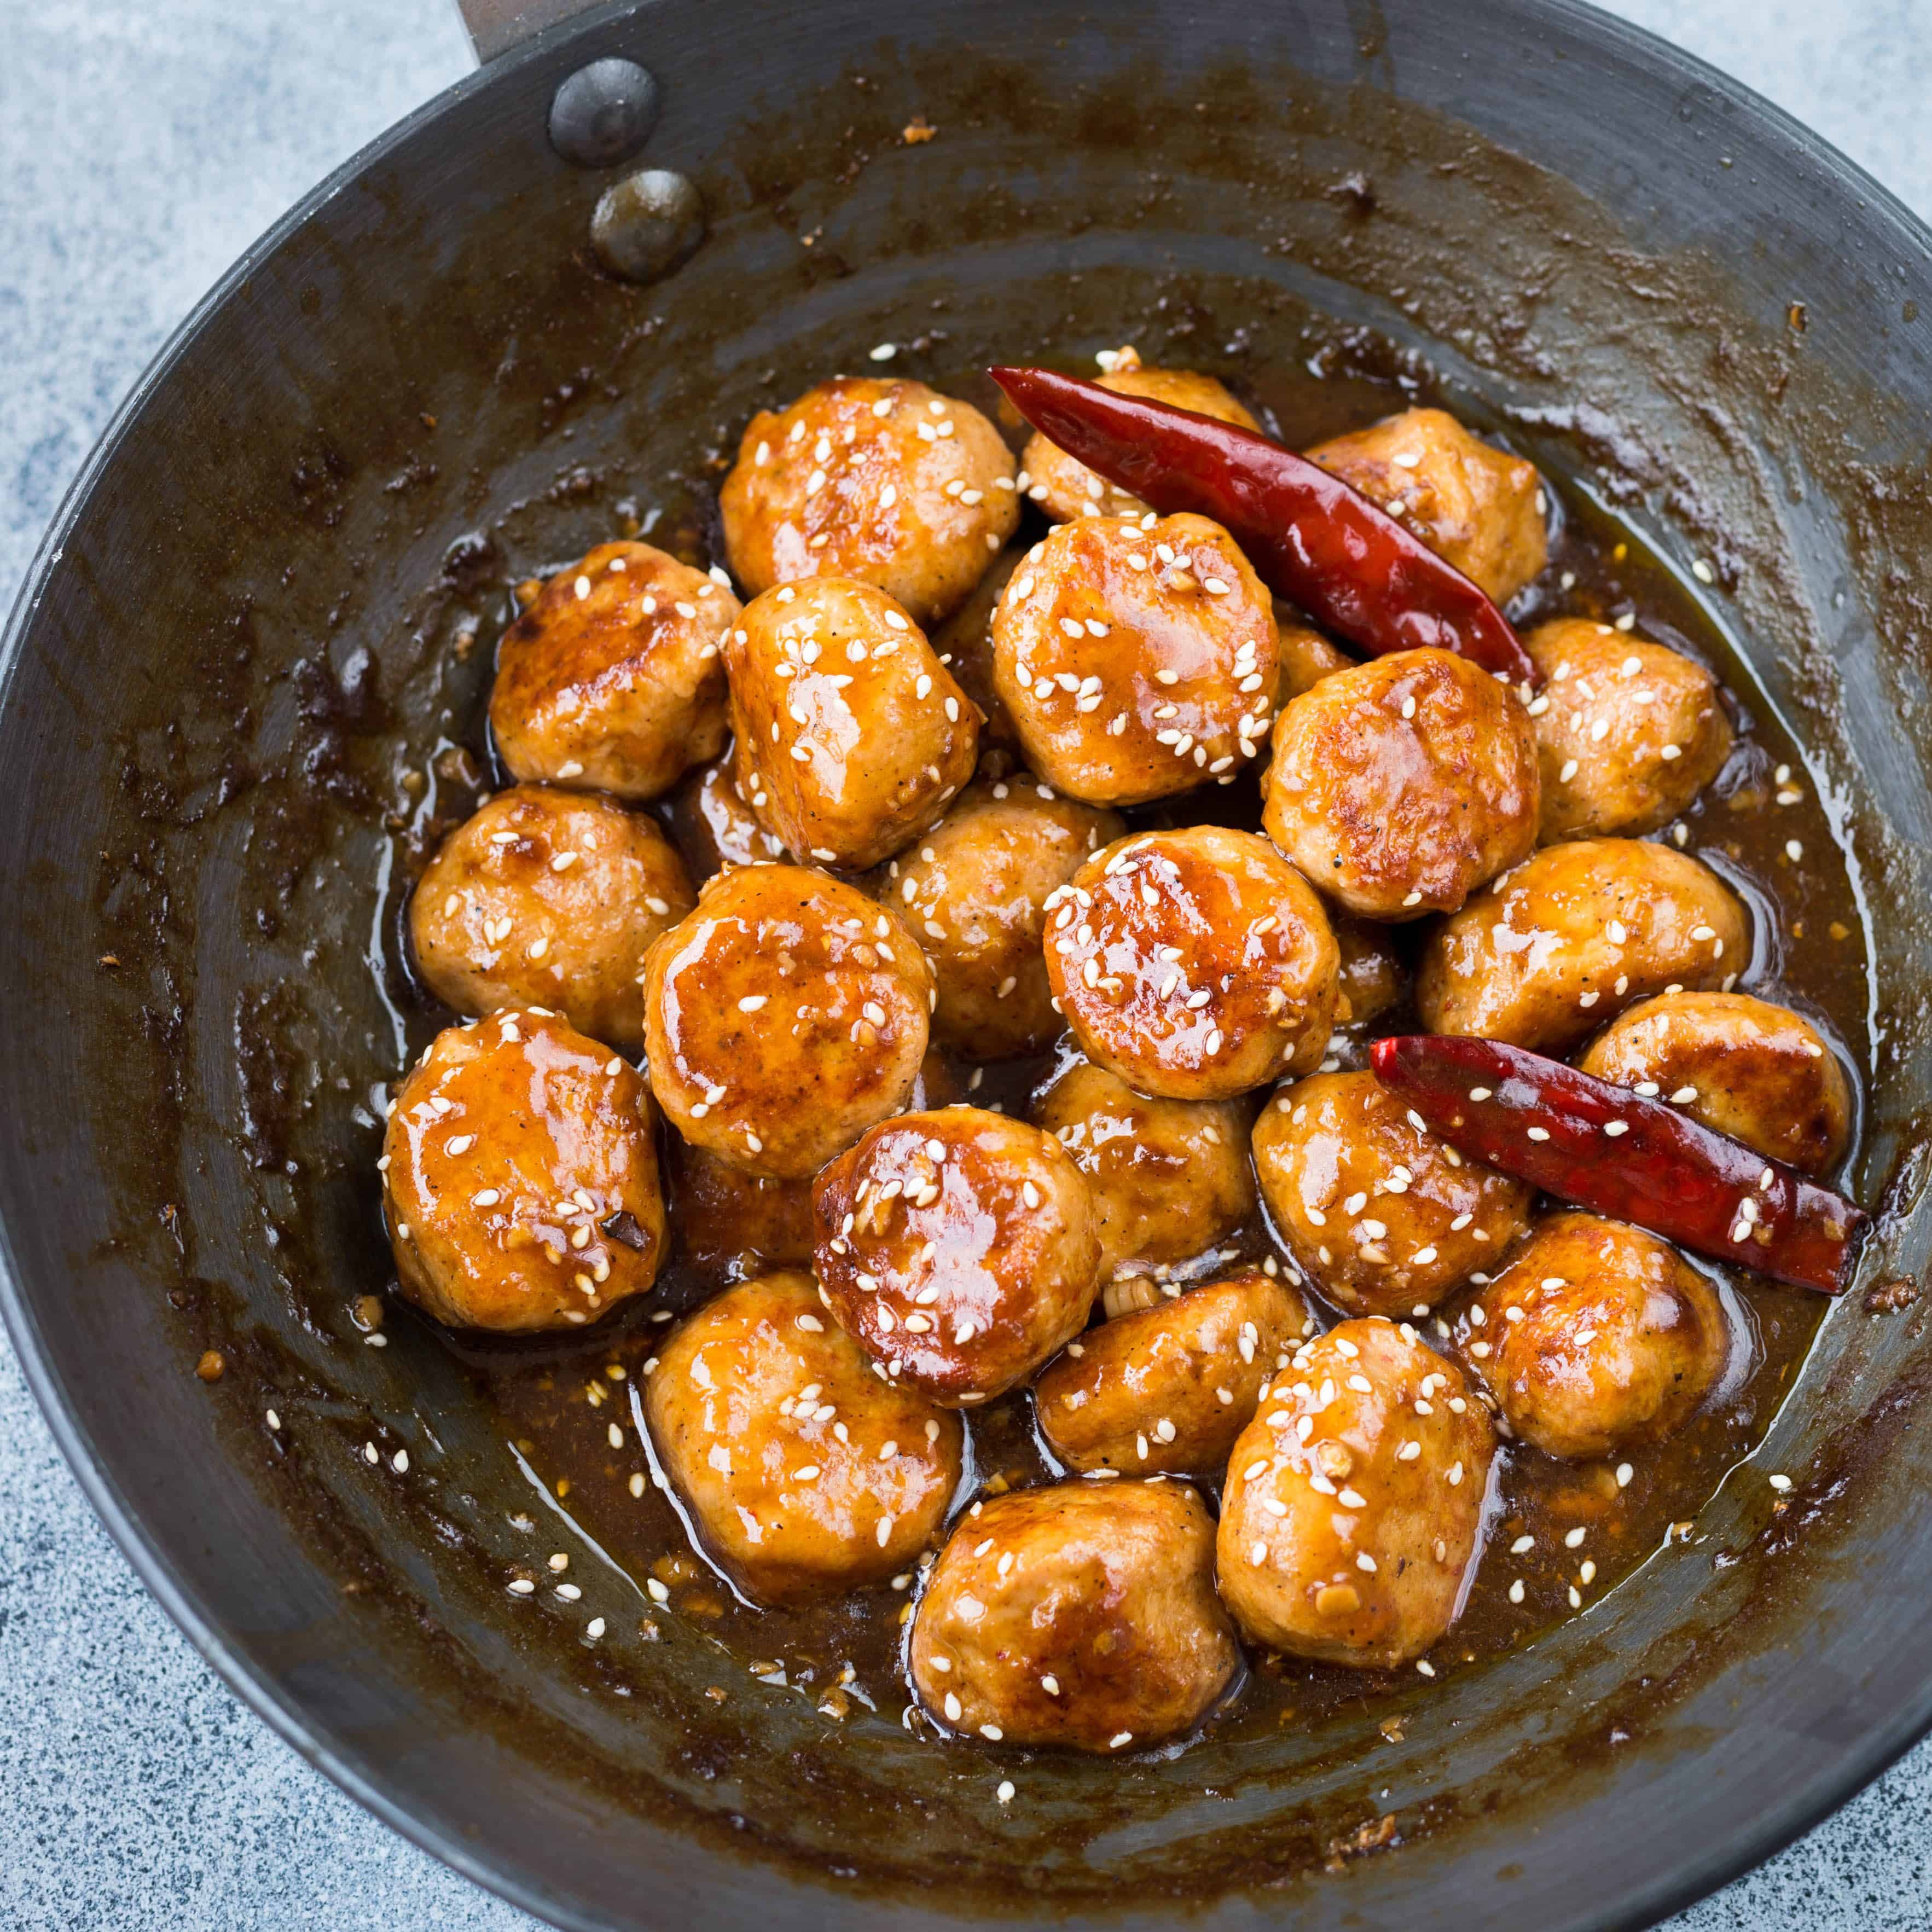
[1304, 408, 1547, 605]
[1217, 1318, 1496, 1668]
[1045, 826, 1339, 1101]
[931, 548, 1021, 750]
[720, 378, 1020, 625]
[1275, 614, 1354, 701]
[1252, 1072, 1533, 1316]
[909, 1480, 1238, 1751]
[723, 577, 978, 870]
[489, 541, 735, 800]
[1525, 619, 1733, 842]
[1416, 838, 1751, 1053]
[665, 1138, 816, 1274]
[1034, 1271, 1315, 1476]
[409, 786, 694, 1053]
[645, 1271, 962, 1606]
[812, 1109, 1101, 1405]
[1578, 990, 1850, 1175]
[1333, 910, 1407, 1030]
[1262, 647, 1541, 921]
[642, 864, 933, 1179]
[1453, 1212, 1730, 1459]
[873, 776, 1122, 1059]
[382, 1008, 665, 1331]
[1031, 1057, 1256, 1283]
[990, 514, 1279, 807]
[1023, 355, 1261, 523]
[668, 743, 789, 880]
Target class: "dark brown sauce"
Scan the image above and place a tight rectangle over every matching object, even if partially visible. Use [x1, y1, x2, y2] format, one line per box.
[371, 345, 1871, 1755]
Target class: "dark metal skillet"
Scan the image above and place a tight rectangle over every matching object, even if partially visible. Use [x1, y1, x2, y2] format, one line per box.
[3, 2, 1931, 1929]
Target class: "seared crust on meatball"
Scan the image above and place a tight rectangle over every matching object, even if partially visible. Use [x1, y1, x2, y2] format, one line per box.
[1216, 1318, 1496, 1668]
[410, 786, 694, 1052]
[872, 776, 1122, 1059]
[724, 577, 978, 870]
[1305, 408, 1547, 605]
[1031, 1057, 1256, 1283]
[1034, 1271, 1315, 1476]
[990, 514, 1279, 807]
[1453, 1212, 1729, 1459]
[1252, 1072, 1533, 1316]
[668, 743, 789, 881]
[1274, 614, 1354, 701]
[1578, 990, 1850, 1175]
[1045, 826, 1339, 1101]
[382, 1009, 665, 1332]
[642, 865, 933, 1179]
[1262, 648, 1541, 921]
[909, 1480, 1239, 1751]
[490, 541, 735, 800]
[645, 1271, 962, 1606]
[813, 1109, 1101, 1406]
[1416, 838, 1750, 1053]
[1332, 910, 1407, 1030]
[1525, 619, 1732, 843]
[720, 378, 1020, 625]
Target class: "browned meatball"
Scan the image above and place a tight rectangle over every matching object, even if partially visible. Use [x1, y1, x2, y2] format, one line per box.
[813, 1109, 1101, 1406]
[1305, 408, 1547, 605]
[1023, 354, 1260, 523]
[1332, 910, 1407, 1030]
[644, 1271, 962, 1606]
[641, 865, 933, 1179]
[1263, 647, 1541, 920]
[719, 378, 1020, 625]
[1453, 1212, 1730, 1459]
[667, 742, 789, 881]
[1031, 1057, 1256, 1283]
[1252, 1072, 1533, 1316]
[1416, 838, 1751, 1053]
[409, 786, 694, 1053]
[990, 514, 1279, 806]
[664, 1136, 816, 1274]
[1045, 826, 1339, 1101]
[381, 1009, 665, 1331]
[930, 547, 1020, 750]
[1034, 1271, 1315, 1476]
[1524, 619, 1733, 842]
[723, 577, 978, 870]
[873, 777, 1122, 1059]
[1578, 991, 1850, 1175]
[909, 1480, 1238, 1750]
[1216, 1318, 1496, 1668]
[490, 541, 736, 800]
[1275, 613, 1354, 700]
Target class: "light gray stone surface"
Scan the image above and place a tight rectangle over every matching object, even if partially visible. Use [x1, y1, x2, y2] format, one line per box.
[1, 2, 1927, 1926]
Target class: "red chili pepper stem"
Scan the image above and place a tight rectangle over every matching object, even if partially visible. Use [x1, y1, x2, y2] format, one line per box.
[1369, 1034, 1866, 1296]
[990, 364, 1541, 688]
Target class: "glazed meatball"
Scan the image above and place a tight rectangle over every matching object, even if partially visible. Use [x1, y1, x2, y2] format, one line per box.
[1044, 826, 1339, 1101]
[990, 514, 1279, 807]
[641, 864, 933, 1179]
[645, 1271, 963, 1606]
[1525, 618, 1732, 843]
[812, 1109, 1101, 1405]
[724, 577, 978, 869]
[1275, 613, 1354, 701]
[930, 547, 1021, 750]
[1262, 647, 1541, 920]
[1031, 1057, 1256, 1283]
[490, 541, 736, 800]
[1416, 838, 1751, 1054]
[668, 743, 790, 880]
[409, 786, 694, 1053]
[1578, 990, 1850, 1175]
[1332, 910, 1407, 1030]
[382, 1008, 665, 1331]
[1304, 408, 1547, 605]
[909, 1480, 1238, 1751]
[665, 1137, 816, 1274]
[1216, 1318, 1496, 1668]
[1034, 1271, 1315, 1476]
[1253, 1071, 1532, 1316]
[1453, 1212, 1730, 1459]
[1023, 355, 1260, 523]
[873, 776, 1123, 1059]
[719, 378, 1020, 625]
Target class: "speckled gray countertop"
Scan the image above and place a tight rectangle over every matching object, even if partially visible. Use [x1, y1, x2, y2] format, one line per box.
[3, 2, 1929, 1925]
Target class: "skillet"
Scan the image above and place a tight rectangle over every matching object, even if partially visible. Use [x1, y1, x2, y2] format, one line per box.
[5, 1, 1932, 1927]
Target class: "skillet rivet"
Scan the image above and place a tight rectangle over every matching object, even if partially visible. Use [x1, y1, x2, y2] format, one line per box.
[548, 57, 660, 170]
[591, 169, 706, 284]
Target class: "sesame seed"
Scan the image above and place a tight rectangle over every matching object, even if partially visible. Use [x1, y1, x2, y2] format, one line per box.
[1769, 1472, 1792, 1492]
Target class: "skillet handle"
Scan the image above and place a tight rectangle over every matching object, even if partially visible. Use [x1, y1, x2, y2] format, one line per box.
[452, 0, 616, 61]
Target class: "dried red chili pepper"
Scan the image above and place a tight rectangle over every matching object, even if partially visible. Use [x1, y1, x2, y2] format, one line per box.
[990, 364, 1540, 687]
[1369, 1034, 1866, 1295]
